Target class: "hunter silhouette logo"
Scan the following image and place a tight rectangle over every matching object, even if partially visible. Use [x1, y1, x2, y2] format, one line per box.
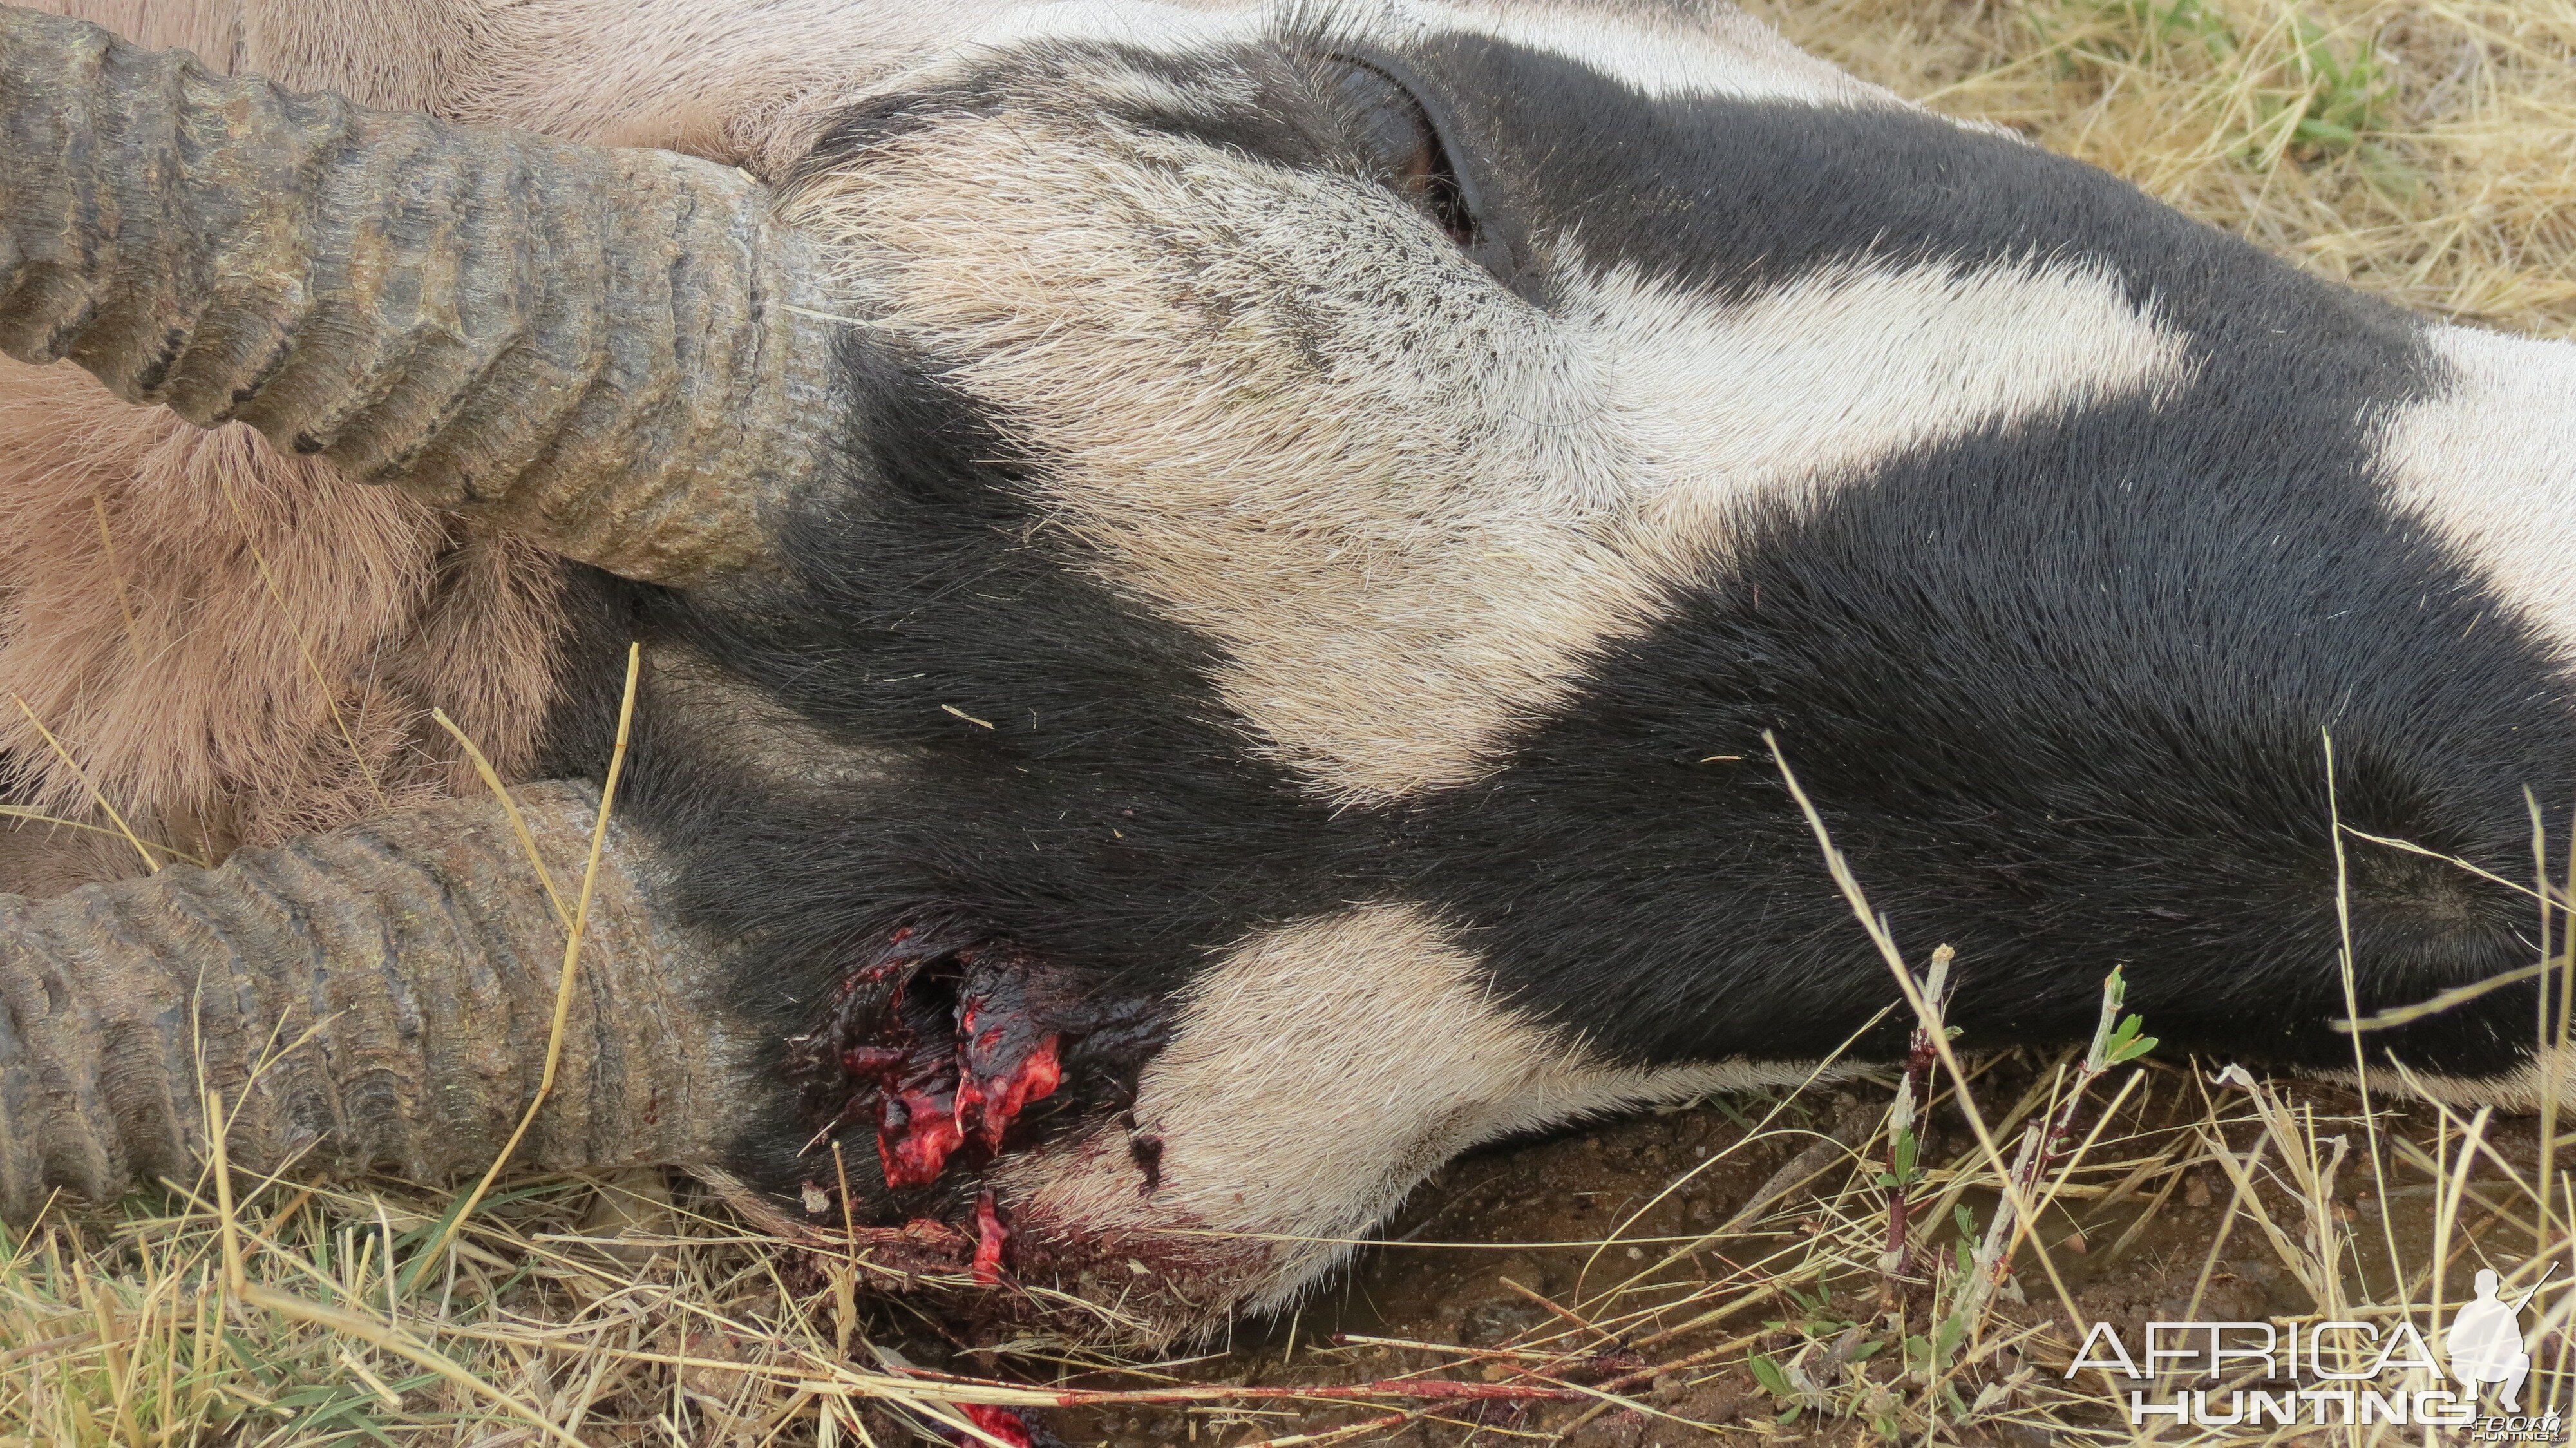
[2450, 1266, 2550, 1413]
[2064, 1260, 2564, 1431]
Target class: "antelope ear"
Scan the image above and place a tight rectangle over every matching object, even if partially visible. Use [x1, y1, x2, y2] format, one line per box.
[0, 6, 844, 585]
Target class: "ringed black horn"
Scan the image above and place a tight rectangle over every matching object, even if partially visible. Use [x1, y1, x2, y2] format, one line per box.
[0, 6, 840, 583]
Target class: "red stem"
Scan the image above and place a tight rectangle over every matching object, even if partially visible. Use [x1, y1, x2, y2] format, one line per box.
[1043, 1379, 1578, 1406]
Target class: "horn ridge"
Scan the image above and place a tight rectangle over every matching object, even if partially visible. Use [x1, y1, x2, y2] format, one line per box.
[0, 6, 840, 582]
[0, 782, 753, 1223]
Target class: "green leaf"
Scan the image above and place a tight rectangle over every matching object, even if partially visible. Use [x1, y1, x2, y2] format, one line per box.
[1749, 1353, 1794, 1401]
[2112, 1032, 2161, 1065]
[1875, 1172, 1901, 1189]
[1953, 1203, 1976, 1239]
[223, 1331, 282, 1386]
[1848, 1338, 1889, 1362]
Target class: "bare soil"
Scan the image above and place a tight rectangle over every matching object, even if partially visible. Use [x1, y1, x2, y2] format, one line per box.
[865, 1067, 2545, 1447]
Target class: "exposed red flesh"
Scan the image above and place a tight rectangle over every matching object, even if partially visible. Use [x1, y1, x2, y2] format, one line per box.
[787, 922, 1172, 1254]
[878, 1094, 966, 1187]
[955, 1031, 1061, 1153]
[956, 1405, 1037, 1447]
[972, 1189, 1009, 1284]
[845, 1024, 968, 1187]
[833, 942, 1071, 1188]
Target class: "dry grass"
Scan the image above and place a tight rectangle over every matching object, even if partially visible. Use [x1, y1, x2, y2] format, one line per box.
[1750, 0, 2576, 336]
[10, 0, 2576, 1443]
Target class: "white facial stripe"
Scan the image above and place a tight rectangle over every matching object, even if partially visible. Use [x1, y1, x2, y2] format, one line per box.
[994, 902, 1835, 1310]
[1578, 259, 2196, 570]
[2375, 325, 2576, 672]
[795, 74, 2188, 806]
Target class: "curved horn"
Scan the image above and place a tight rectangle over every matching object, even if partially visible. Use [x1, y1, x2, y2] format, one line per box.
[0, 8, 840, 583]
[0, 783, 759, 1223]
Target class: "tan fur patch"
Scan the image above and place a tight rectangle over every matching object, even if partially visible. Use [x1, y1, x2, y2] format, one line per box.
[0, 358, 567, 891]
[788, 103, 2189, 805]
[995, 902, 1836, 1311]
[15, 0, 1024, 167]
[2313, 1048, 2576, 1114]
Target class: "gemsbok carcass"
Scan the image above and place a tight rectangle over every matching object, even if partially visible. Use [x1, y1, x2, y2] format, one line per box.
[3, 0, 2572, 1340]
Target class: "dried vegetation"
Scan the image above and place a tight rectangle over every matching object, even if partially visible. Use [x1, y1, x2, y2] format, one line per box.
[8, 0, 2576, 1442]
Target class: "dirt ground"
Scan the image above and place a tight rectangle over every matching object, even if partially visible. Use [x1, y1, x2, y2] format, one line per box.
[856, 1062, 2551, 1447]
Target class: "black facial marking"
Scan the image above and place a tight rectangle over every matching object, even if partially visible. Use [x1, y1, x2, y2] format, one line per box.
[1381, 40, 2568, 1074]
[548, 31, 2576, 1214]
[582, 342, 1374, 1199]
[1412, 383, 2568, 1075]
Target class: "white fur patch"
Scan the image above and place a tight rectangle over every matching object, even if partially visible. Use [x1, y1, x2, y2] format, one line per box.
[2374, 325, 2576, 672]
[1417, 1, 1891, 105]
[951, 0, 1888, 108]
[799, 101, 2192, 803]
[1573, 260, 2195, 576]
[933, 0, 1268, 62]
[994, 901, 1833, 1310]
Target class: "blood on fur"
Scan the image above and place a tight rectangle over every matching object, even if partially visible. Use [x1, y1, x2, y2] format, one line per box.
[972, 1188, 1008, 1284]
[1127, 1129, 1164, 1196]
[789, 923, 1166, 1198]
[953, 1404, 1051, 1448]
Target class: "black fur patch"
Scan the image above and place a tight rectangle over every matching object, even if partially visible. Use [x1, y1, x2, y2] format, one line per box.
[1412, 384, 2570, 1076]
[1383, 41, 2570, 1074]
[578, 343, 1375, 1203]
[543, 34, 2576, 1208]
